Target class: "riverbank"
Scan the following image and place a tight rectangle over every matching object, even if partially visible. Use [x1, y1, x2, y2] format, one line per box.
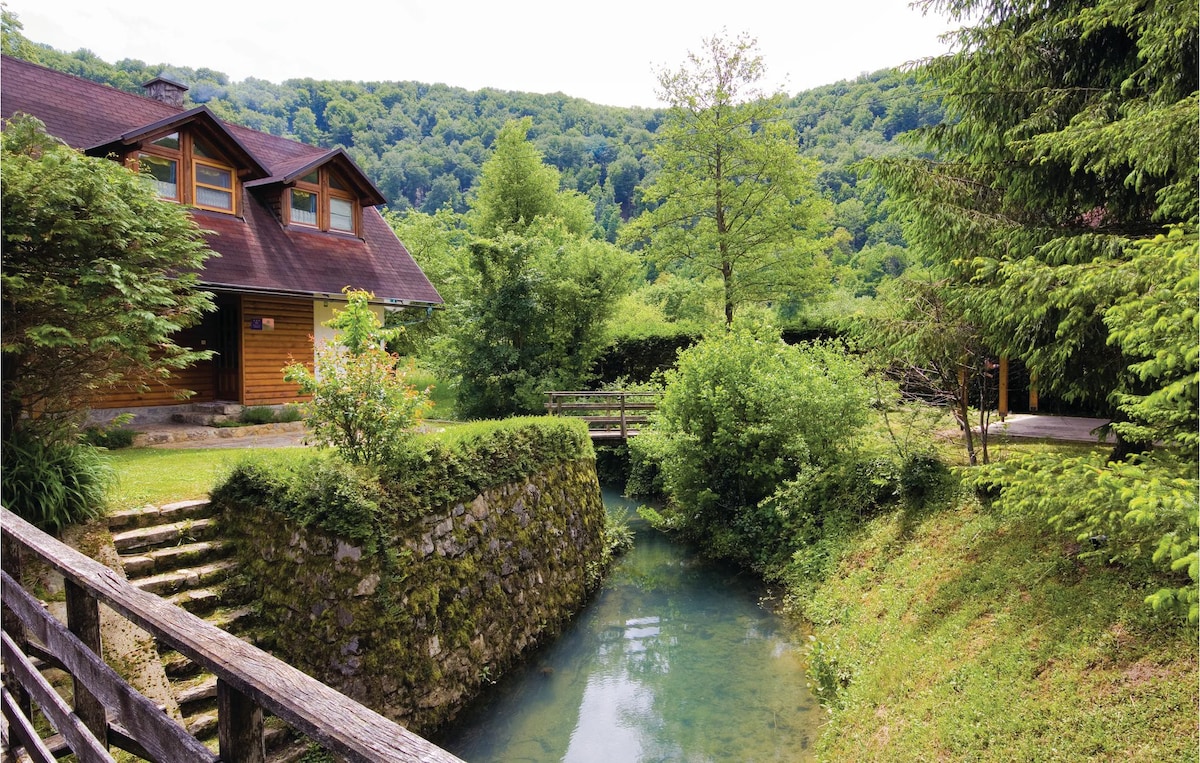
[797, 478, 1198, 760]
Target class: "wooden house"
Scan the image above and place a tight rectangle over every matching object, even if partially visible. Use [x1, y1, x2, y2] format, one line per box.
[0, 56, 442, 413]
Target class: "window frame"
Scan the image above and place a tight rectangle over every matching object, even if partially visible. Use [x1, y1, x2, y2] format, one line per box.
[137, 151, 180, 202]
[192, 157, 237, 213]
[132, 129, 239, 215]
[284, 166, 361, 236]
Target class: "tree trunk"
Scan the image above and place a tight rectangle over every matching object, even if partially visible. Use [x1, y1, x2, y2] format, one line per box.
[958, 367, 977, 466]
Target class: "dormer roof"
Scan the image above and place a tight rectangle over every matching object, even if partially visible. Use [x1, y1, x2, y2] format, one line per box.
[244, 148, 386, 206]
[87, 105, 268, 179]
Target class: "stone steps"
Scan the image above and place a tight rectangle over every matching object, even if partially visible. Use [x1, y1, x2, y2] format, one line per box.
[107, 499, 216, 531]
[112, 517, 220, 553]
[133, 559, 239, 596]
[108, 501, 304, 760]
[121, 539, 231, 577]
[109, 501, 256, 749]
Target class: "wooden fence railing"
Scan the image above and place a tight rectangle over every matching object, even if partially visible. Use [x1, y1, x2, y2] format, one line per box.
[0, 507, 463, 763]
[545, 391, 659, 439]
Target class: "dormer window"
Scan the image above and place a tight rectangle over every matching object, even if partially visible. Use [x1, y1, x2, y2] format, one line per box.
[134, 130, 238, 214]
[192, 137, 235, 212]
[285, 166, 359, 235]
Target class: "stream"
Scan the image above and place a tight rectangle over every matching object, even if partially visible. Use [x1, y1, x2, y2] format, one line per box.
[435, 488, 820, 762]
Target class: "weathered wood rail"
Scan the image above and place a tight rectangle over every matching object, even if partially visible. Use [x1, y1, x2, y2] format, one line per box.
[0, 507, 464, 763]
[545, 391, 659, 439]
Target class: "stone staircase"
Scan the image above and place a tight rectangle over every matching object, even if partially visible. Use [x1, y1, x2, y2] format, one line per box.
[169, 401, 245, 426]
[108, 500, 307, 759]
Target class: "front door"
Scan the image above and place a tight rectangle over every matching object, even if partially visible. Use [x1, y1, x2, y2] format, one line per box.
[212, 294, 241, 401]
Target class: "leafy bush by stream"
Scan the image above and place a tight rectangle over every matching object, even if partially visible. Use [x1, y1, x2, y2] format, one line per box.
[630, 322, 881, 571]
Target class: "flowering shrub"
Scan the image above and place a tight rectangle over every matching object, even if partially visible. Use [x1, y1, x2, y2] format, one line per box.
[283, 289, 430, 467]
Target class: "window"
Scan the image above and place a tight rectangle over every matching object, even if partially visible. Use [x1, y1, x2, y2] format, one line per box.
[195, 162, 234, 211]
[140, 153, 178, 199]
[290, 189, 319, 226]
[285, 166, 359, 234]
[134, 129, 238, 214]
[329, 197, 354, 232]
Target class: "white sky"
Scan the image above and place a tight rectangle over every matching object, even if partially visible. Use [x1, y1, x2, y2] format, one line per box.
[6, 1, 957, 108]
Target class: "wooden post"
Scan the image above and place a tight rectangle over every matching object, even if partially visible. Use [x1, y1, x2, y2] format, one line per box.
[1029, 371, 1039, 412]
[1, 534, 32, 720]
[218, 679, 265, 763]
[65, 579, 108, 748]
[998, 356, 1009, 421]
[619, 393, 627, 439]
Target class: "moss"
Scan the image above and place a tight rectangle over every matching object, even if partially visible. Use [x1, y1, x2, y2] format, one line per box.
[214, 425, 606, 734]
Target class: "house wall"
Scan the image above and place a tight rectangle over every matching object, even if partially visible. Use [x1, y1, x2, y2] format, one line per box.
[88, 323, 216, 409]
[240, 295, 314, 406]
[312, 300, 386, 350]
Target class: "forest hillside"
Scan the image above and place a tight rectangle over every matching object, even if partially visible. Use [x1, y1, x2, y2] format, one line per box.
[2, 24, 940, 273]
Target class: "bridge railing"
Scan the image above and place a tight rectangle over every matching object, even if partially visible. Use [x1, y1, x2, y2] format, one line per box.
[0, 506, 464, 763]
[545, 390, 659, 439]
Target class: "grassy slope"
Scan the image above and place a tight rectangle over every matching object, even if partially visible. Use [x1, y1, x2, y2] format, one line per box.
[805, 466, 1198, 761]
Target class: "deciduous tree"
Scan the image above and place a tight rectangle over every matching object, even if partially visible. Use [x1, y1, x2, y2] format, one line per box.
[454, 120, 636, 417]
[621, 31, 831, 326]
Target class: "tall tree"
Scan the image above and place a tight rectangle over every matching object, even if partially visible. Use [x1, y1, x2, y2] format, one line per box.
[1, 115, 214, 443]
[455, 120, 636, 417]
[470, 117, 592, 238]
[621, 31, 831, 326]
[867, 0, 1198, 432]
[869, 0, 1198, 621]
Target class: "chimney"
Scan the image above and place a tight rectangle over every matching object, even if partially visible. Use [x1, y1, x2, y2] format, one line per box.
[142, 75, 189, 108]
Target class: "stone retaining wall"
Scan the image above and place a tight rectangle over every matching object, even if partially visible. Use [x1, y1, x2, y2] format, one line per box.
[222, 457, 606, 733]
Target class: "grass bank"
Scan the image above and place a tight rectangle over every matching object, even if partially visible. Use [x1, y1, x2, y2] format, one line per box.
[798, 447, 1198, 760]
[104, 447, 313, 509]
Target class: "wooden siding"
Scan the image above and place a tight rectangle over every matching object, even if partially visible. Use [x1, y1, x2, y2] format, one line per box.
[240, 296, 313, 406]
[90, 324, 215, 408]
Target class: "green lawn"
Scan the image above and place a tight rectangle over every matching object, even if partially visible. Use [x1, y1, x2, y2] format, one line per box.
[104, 447, 314, 510]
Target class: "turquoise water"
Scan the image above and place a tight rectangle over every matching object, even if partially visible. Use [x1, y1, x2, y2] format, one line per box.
[435, 489, 820, 762]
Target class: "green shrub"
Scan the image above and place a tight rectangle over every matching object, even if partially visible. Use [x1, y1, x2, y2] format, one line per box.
[634, 322, 874, 567]
[965, 450, 1199, 623]
[274, 405, 303, 423]
[899, 452, 951, 504]
[805, 636, 855, 710]
[592, 329, 700, 384]
[211, 417, 594, 547]
[2, 431, 112, 531]
[283, 289, 431, 466]
[239, 406, 278, 425]
[81, 425, 137, 450]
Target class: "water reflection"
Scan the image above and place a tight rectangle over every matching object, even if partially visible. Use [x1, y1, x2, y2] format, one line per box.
[437, 489, 819, 762]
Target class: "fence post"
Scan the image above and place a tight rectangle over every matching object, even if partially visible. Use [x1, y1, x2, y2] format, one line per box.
[218, 678, 265, 763]
[65, 579, 108, 747]
[0, 534, 31, 720]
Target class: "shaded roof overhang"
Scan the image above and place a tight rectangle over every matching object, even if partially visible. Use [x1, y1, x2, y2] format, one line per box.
[85, 105, 268, 178]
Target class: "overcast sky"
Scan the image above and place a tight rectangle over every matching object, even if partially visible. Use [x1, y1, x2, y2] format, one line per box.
[6, 1, 958, 108]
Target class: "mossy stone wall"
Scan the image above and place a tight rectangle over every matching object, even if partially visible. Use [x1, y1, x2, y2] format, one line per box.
[222, 457, 605, 733]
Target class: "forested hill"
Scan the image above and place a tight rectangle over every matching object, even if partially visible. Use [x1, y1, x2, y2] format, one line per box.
[3, 24, 941, 255]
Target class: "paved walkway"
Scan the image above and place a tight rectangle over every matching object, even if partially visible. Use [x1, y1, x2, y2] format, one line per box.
[134, 420, 310, 449]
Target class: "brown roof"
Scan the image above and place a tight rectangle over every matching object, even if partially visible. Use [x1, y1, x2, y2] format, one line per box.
[0, 56, 441, 307]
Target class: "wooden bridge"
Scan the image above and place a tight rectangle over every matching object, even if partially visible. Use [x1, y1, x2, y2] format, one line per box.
[0, 506, 463, 763]
[545, 391, 659, 440]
